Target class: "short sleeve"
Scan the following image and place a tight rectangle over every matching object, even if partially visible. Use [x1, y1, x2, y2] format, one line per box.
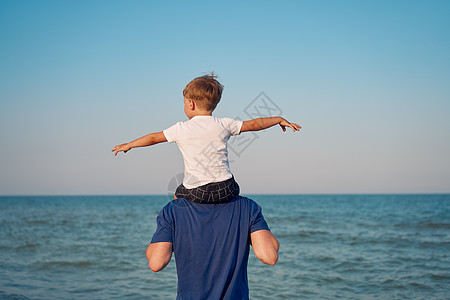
[150, 206, 173, 243]
[249, 201, 270, 234]
[221, 118, 243, 135]
[163, 122, 180, 143]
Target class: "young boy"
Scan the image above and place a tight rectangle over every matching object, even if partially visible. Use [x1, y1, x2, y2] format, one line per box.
[112, 74, 301, 202]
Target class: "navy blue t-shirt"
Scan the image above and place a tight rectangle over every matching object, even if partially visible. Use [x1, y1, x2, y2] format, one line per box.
[150, 196, 270, 300]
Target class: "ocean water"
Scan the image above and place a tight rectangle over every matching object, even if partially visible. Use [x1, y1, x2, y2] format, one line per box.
[0, 194, 449, 299]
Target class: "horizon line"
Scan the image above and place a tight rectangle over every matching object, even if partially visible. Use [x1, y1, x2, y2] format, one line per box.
[1, 192, 449, 197]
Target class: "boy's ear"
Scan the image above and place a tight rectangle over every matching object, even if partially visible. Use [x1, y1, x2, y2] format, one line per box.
[188, 99, 195, 110]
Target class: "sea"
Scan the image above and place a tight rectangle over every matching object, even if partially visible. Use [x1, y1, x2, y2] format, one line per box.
[0, 194, 449, 300]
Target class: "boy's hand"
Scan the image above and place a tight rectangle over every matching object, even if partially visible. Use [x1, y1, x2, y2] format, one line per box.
[279, 119, 302, 132]
[112, 143, 131, 156]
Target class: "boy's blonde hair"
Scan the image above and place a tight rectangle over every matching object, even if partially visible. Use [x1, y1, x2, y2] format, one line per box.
[183, 73, 224, 111]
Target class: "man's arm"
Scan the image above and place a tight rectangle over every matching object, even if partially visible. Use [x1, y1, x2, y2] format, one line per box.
[146, 242, 173, 272]
[240, 117, 301, 133]
[112, 131, 167, 156]
[250, 230, 279, 266]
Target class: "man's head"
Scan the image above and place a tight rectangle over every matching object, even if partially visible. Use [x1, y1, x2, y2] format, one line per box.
[183, 73, 224, 112]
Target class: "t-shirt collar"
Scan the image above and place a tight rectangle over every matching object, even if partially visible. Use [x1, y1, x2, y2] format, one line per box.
[192, 115, 213, 119]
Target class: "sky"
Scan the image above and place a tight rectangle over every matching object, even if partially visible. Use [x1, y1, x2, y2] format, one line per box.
[0, 0, 449, 195]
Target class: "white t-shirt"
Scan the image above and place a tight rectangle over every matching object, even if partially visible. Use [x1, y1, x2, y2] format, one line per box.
[163, 116, 243, 189]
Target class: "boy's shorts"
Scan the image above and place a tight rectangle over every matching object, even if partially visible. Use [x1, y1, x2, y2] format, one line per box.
[175, 176, 240, 204]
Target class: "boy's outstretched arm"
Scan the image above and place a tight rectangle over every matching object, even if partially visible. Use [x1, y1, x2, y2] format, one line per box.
[241, 117, 301, 133]
[112, 131, 167, 156]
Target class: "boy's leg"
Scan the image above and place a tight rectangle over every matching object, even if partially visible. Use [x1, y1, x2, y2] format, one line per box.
[174, 183, 190, 200]
[210, 176, 240, 203]
[174, 177, 240, 204]
[178, 177, 239, 204]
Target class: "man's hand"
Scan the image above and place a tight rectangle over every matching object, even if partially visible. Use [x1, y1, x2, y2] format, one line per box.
[279, 118, 302, 132]
[112, 143, 131, 156]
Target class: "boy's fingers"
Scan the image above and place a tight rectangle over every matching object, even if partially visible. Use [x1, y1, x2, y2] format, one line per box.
[291, 123, 301, 131]
[287, 124, 296, 131]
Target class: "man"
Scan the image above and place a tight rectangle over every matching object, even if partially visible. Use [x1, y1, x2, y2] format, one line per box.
[146, 196, 279, 299]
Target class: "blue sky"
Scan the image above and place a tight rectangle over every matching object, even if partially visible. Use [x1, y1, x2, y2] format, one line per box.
[0, 0, 449, 195]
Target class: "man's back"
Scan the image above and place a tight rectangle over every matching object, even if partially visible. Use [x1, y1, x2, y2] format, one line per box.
[150, 196, 270, 300]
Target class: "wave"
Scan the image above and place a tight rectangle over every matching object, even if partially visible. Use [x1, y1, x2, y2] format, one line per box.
[32, 260, 93, 271]
[394, 222, 450, 230]
[0, 291, 32, 300]
[15, 244, 40, 251]
[277, 230, 330, 239]
[429, 273, 450, 281]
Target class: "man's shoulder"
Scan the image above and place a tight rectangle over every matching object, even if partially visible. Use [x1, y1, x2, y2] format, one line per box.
[238, 196, 263, 215]
[234, 195, 259, 205]
[164, 198, 191, 210]
[226, 196, 263, 214]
